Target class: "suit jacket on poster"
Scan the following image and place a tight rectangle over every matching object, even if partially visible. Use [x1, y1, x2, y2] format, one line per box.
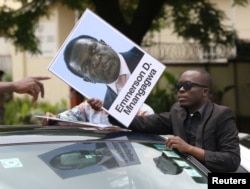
[103, 47, 144, 109]
[110, 100, 240, 173]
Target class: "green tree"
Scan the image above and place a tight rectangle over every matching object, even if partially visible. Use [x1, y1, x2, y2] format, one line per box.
[0, 0, 248, 54]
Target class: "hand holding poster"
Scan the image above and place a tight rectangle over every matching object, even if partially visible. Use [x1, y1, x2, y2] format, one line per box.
[48, 9, 166, 127]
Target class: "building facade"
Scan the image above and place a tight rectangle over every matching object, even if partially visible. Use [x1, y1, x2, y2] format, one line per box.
[1, 1, 250, 131]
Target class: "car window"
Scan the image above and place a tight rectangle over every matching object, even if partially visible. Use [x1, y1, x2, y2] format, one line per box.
[0, 140, 207, 189]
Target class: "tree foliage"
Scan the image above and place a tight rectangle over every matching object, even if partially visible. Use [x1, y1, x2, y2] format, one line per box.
[0, 0, 248, 54]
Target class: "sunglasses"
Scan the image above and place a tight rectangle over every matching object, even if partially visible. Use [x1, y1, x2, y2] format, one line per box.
[175, 81, 208, 91]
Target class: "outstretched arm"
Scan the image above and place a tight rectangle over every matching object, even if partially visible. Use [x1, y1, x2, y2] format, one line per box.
[0, 76, 51, 103]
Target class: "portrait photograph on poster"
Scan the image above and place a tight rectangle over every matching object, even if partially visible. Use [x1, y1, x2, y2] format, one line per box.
[48, 9, 166, 127]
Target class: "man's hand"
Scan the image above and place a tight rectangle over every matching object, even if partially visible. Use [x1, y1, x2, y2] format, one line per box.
[137, 110, 148, 116]
[165, 136, 205, 162]
[165, 136, 192, 154]
[87, 98, 103, 111]
[13, 76, 51, 103]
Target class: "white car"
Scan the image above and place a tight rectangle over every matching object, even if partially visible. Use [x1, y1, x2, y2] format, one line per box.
[239, 132, 250, 172]
[0, 126, 209, 189]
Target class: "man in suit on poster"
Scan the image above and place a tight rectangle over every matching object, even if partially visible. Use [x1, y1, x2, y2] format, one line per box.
[64, 35, 144, 109]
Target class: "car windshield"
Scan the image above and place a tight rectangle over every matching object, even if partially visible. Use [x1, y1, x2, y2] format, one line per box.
[0, 141, 207, 188]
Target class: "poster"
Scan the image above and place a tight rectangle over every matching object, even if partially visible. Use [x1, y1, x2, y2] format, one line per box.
[48, 9, 166, 127]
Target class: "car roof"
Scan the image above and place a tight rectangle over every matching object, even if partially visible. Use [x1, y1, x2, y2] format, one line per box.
[239, 132, 250, 148]
[0, 125, 165, 145]
[238, 132, 250, 172]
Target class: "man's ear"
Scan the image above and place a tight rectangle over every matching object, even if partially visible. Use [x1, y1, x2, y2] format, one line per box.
[202, 88, 210, 97]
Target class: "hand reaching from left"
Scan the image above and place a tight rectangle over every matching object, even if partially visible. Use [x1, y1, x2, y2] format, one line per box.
[13, 76, 51, 103]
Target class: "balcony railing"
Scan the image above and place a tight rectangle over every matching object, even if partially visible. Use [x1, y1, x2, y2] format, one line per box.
[142, 43, 236, 64]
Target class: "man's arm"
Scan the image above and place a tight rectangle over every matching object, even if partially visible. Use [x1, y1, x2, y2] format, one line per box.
[109, 112, 172, 134]
[165, 136, 205, 162]
[0, 76, 51, 103]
